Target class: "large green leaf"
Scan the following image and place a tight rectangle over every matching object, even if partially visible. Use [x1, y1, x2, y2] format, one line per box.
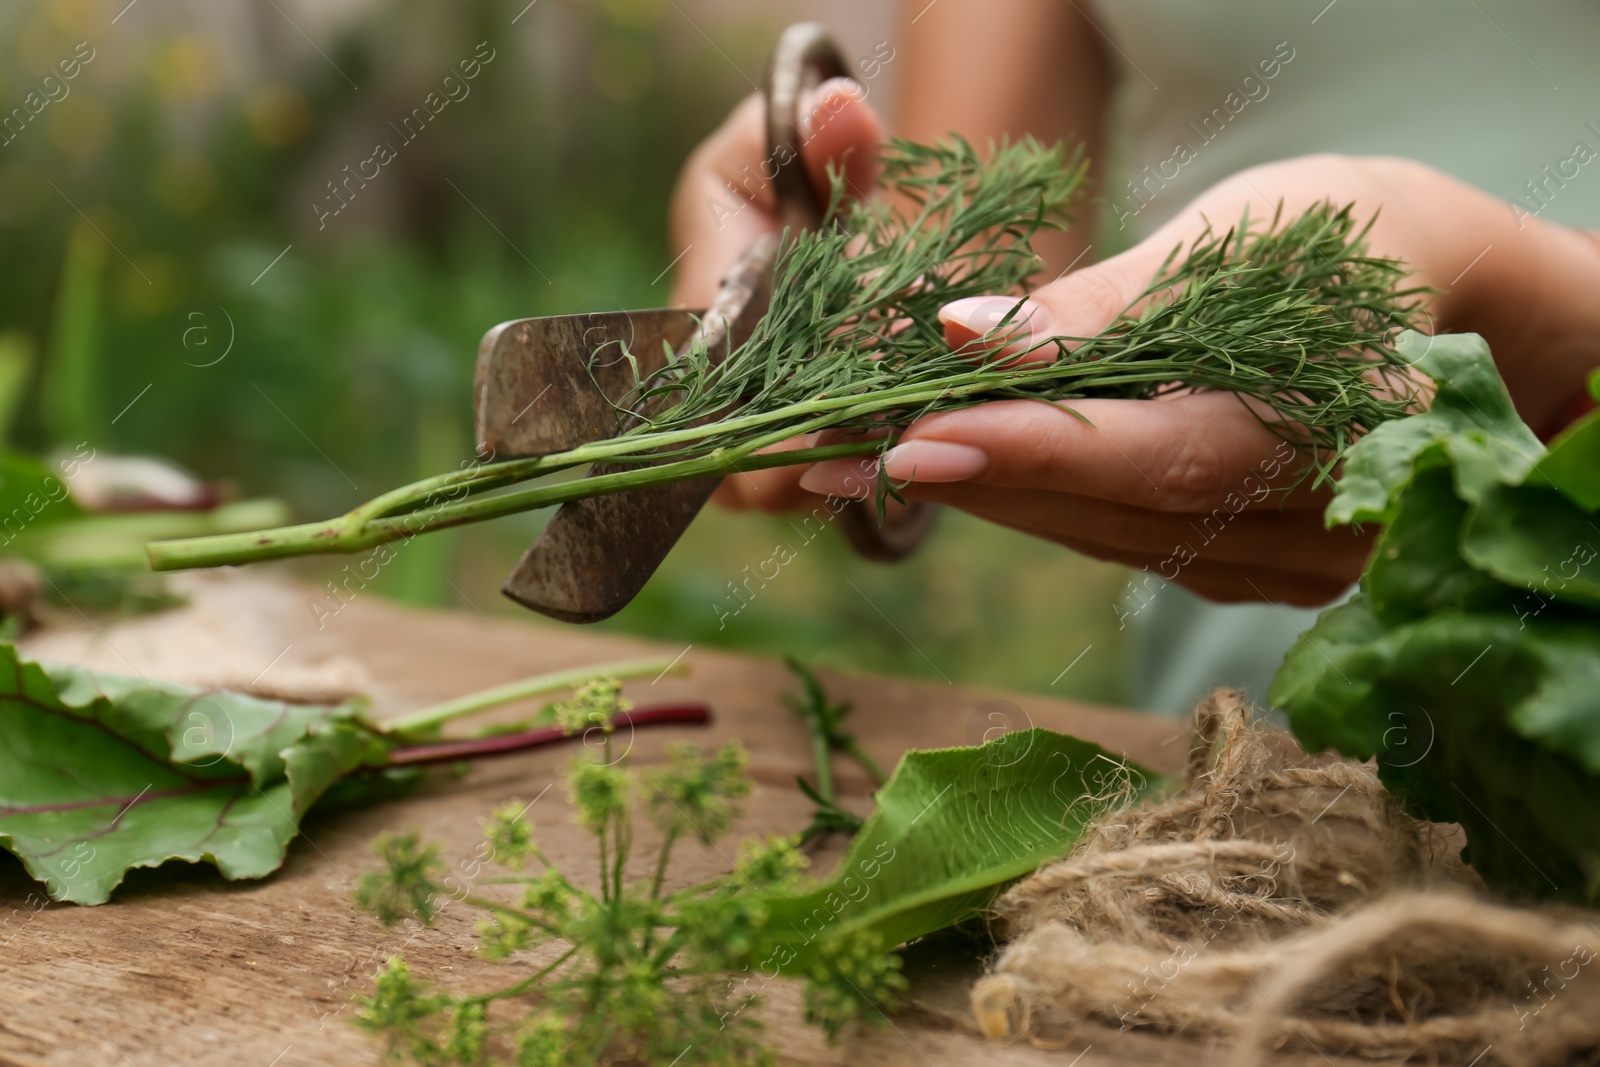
[1275, 606, 1600, 900]
[1328, 331, 1541, 527]
[1269, 595, 1395, 760]
[0, 644, 390, 904]
[0, 450, 84, 537]
[757, 728, 1159, 968]
[1461, 482, 1600, 611]
[1276, 333, 1600, 901]
[1529, 404, 1600, 511]
[1363, 463, 1520, 626]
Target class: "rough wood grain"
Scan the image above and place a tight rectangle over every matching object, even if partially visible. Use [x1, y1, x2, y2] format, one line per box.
[0, 572, 1342, 1066]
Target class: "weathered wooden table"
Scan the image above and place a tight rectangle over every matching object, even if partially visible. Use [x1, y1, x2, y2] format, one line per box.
[0, 573, 1336, 1066]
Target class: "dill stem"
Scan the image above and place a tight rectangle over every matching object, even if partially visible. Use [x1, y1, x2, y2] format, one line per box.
[456, 894, 563, 938]
[840, 738, 888, 788]
[649, 926, 692, 970]
[468, 943, 580, 1004]
[809, 712, 835, 807]
[146, 439, 881, 571]
[146, 141, 1421, 576]
[144, 359, 1154, 571]
[612, 814, 630, 904]
[651, 828, 679, 901]
[385, 657, 685, 737]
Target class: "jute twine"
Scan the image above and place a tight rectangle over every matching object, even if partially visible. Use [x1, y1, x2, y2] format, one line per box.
[971, 690, 1600, 1066]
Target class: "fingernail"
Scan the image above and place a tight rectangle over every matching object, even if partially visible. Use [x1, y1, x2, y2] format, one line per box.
[799, 76, 865, 138]
[798, 457, 878, 499]
[881, 440, 988, 483]
[938, 296, 1052, 355]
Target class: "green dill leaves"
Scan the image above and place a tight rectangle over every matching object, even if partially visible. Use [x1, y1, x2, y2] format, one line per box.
[352, 667, 1160, 1064]
[150, 135, 1428, 570]
[623, 136, 1084, 446]
[782, 657, 883, 843]
[635, 140, 1425, 475]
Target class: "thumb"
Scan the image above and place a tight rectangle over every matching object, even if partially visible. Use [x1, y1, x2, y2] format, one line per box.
[797, 76, 883, 209]
[936, 238, 1178, 362]
[669, 79, 881, 310]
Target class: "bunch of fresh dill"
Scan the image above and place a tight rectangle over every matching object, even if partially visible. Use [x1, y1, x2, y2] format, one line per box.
[352, 677, 901, 1066]
[629, 139, 1422, 467]
[149, 136, 1426, 569]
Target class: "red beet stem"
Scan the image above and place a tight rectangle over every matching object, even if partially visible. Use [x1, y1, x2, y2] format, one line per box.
[382, 704, 712, 768]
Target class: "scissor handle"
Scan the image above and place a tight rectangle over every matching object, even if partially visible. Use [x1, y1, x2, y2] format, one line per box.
[759, 24, 939, 562]
[764, 23, 850, 233]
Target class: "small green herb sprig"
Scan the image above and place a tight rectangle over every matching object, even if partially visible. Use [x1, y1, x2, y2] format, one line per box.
[352, 676, 904, 1065]
[782, 658, 884, 842]
[148, 136, 1424, 571]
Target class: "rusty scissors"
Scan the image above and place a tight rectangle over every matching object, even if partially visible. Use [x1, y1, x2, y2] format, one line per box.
[471, 23, 937, 623]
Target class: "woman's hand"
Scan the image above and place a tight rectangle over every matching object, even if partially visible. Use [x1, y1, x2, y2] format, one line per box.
[667, 77, 885, 512]
[785, 155, 1600, 605]
[668, 78, 883, 310]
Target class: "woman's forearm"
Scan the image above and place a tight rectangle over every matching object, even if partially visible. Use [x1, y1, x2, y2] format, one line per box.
[1418, 171, 1600, 437]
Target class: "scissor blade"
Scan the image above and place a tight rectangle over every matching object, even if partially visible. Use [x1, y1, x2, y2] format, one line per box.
[478, 306, 715, 621]
[473, 308, 702, 458]
[501, 473, 716, 623]
[500, 233, 777, 623]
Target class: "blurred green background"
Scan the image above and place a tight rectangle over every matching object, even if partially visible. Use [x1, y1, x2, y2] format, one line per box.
[0, 0, 1131, 703]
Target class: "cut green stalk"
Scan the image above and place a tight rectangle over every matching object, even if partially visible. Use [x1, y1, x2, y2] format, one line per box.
[783, 659, 881, 842]
[147, 439, 880, 570]
[384, 655, 688, 739]
[148, 137, 1425, 574]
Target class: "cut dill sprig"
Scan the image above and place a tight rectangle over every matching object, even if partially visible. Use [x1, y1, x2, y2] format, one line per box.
[148, 136, 1425, 571]
[350, 676, 897, 1065]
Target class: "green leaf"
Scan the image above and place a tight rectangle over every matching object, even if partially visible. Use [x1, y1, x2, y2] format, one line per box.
[1363, 463, 1519, 626]
[1461, 483, 1600, 611]
[1277, 607, 1600, 900]
[754, 728, 1159, 969]
[1268, 595, 1396, 760]
[0, 644, 389, 904]
[1278, 329, 1600, 901]
[1328, 331, 1542, 527]
[0, 451, 84, 540]
[1528, 405, 1600, 511]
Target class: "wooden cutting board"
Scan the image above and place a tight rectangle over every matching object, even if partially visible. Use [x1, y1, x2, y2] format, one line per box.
[0, 571, 1340, 1067]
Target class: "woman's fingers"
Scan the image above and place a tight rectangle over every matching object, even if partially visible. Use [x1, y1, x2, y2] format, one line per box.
[936, 241, 1180, 361]
[669, 79, 883, 309]
[896, 481, 1372, 581]
[796, 77, 884, 209]
[800, 392, 1313, 514]
[948, 512, 1354, 608]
